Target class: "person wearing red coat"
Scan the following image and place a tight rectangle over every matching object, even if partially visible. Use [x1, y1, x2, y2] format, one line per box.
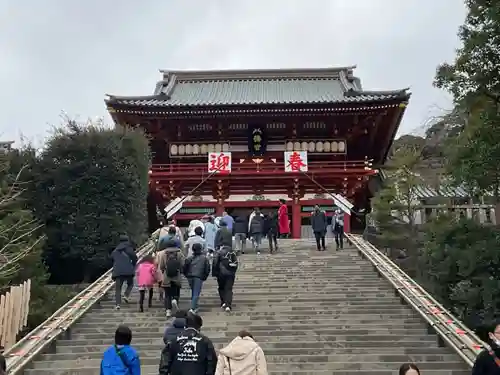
[278, 199, 290, 238]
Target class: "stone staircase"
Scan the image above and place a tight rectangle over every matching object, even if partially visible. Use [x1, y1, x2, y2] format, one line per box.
[24, 240, 469, 375]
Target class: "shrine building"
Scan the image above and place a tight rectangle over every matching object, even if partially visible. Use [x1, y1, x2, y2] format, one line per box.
[105, 67, 410, 238]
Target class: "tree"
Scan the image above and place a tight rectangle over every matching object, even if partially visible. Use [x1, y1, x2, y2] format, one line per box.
[0, 149, 63, 331]
[421, 215, 500, 328]
[0, 151, 45, 285]
[29, 120, 150, 283]
[445, 100, 500, 201]
[435, 1, 500, 202]
[434, 0, 500, 104]
[371, 146, 425, 275]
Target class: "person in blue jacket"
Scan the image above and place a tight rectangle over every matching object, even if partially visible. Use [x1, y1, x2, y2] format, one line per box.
[101, 325, 141, 375]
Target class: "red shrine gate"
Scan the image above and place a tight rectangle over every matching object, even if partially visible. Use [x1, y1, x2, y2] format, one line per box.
[105, 67, 410, 237]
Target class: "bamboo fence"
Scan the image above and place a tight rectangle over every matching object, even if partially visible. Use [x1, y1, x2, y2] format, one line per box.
[0, 280, 31, 349]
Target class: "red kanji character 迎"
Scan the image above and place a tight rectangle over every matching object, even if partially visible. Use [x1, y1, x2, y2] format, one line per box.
[209, 153, 231, 173]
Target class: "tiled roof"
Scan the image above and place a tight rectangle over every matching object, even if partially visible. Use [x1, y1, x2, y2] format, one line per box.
[413, 185, 469, 199]
[105, 67, 410, 108]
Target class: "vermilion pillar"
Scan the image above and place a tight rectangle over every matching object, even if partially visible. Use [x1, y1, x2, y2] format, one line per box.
[343, 213, 351, 233]
[292, 200, 301, 239]
[216, 200, 224, 216]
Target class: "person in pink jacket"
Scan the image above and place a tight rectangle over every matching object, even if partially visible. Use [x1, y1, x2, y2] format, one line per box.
[136, 254, 157, 312]
[216, 330, 268, 375]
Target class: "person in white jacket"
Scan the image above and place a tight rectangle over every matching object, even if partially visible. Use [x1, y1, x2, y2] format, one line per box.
[215, 331, 268, 375]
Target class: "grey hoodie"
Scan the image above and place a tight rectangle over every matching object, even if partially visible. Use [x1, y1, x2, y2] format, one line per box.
[111, 235, 138, 278]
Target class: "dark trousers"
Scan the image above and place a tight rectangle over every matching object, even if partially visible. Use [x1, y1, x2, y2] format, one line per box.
[217, 275, 235, 308]
[314, 231, 326, 250]
[335, 229, 344, 249]
[267, 232, 278, 252]
[139, 288, 153, 310]
[115, 275, 134, 306]
[163, 282, 180, 310]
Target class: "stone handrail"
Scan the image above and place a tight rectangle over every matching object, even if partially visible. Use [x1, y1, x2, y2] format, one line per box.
[345, 233, 484, 367]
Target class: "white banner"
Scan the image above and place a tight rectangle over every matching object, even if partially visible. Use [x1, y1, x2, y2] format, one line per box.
[208, 152, 232, 174]
[284, 151, 308, 172]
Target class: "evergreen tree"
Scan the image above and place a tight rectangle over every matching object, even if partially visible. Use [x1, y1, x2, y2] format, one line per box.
[29, 120, 150, 283]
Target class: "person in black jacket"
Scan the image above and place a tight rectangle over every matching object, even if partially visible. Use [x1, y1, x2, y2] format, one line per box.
[472, 321, 500, 375]
[233, 215, 248, 254]
[159, 313, 217, 375]
[212, 245, 238, 312]
[163, 310, 188, 346]
[263, 212, 279, 253]
[183, 243, 211, 314]
[111, 235, 138, 309]
[214, 220, 233, 250]
[311, 205, 327, 251]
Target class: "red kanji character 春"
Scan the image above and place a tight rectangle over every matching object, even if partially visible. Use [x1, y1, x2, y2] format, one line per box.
[287, 151, 306, 172]
[209, 153, 231, 173]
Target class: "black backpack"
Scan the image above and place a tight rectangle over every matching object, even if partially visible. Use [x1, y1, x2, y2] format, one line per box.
[164, 252, 181, 278]
[221, 250, 238, 271]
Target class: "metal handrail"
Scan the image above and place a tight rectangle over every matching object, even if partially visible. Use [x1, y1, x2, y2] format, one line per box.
[345, 233, 484, 367]
[5, 239, 156, 375]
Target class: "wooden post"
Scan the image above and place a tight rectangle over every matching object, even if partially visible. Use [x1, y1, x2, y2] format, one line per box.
[0, 280, 31, 349]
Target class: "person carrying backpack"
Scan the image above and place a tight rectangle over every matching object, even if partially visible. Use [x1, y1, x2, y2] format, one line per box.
[111, 235, 138, 310]
[157, 240, 185, 318]
[100, 325, 141, 375]
[183, 243, 211, 314]
[212, 245, 238, 312]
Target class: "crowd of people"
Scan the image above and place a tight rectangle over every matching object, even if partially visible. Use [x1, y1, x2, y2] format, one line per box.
[99, 320, 429, 375]
[104, 202, 352, 374]
[110, 203, 347, 313]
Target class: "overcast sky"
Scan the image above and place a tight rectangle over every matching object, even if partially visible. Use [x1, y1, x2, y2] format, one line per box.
[0, 1, 466, 146]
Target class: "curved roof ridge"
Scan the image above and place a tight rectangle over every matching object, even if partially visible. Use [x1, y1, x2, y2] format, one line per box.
[159, 66, 357, 81]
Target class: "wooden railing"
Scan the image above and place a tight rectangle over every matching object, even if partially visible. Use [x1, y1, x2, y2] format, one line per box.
[0, 280, 31, 350]
[150, 160, 373, 176]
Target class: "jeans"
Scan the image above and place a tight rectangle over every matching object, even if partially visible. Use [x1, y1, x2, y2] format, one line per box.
[163, 282, 180, 310]
[234, 233, 247, 253]
[267, 232, 278, 252]
[251, 233, 262, 251]
[217, 275, 235, 308]
[115, 275, 134, 306]
[188, 277, 203, 311]
[314, 231, 326, 250]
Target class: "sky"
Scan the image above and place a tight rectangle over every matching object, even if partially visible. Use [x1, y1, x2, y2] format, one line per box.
[0, 1, 466, 146]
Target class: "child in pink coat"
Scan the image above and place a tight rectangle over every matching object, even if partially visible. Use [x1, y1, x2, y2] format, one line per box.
[136, 254, 157, 312]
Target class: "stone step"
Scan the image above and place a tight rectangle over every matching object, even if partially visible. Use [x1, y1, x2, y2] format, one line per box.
[71, 326, 430, 336]
[38, 351, 460, 362]
[24, 368, 470, 375]
[69, 332, 434, 341]
[93, 305, 416, 314]
[105, 291, 400, 298]
[54, 343, 453, 355]
[164, 281, 393, 287]
[74, 320, 426, 329]
[98, 298, 406, 306]
[82, 311, 423, 321]
[55, 337, 440, 348]
[28, 358, 466, 370]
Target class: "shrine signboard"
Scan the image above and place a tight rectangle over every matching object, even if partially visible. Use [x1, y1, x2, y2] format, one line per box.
[284, 151, 308, 172]
[208, 152, 232, 174]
